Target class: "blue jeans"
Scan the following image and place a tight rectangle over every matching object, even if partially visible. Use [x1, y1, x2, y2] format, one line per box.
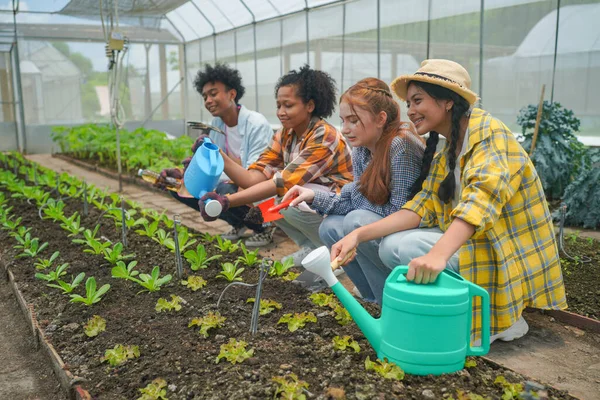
[319, 210, 391, 304]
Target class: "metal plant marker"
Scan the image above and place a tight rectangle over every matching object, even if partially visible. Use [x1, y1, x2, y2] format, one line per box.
[120, 197, 128, 247]
[216, 258, 272, 335]
[173, 214, 184, 279]
[82, 181, 88, 216]
[13, 159, 18, 175]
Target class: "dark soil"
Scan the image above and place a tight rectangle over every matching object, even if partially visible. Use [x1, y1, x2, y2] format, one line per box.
[559, 234, 600, 320]
[0, 169, 578, 400]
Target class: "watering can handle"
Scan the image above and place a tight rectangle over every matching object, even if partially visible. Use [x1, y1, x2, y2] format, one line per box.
[202, 138, 219, 175]
[466, 283, 490, 356]
[388, 265, 409, 283]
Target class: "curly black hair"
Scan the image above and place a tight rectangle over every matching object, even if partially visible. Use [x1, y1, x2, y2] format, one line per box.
[274, 65, 337, 118]
[193, 62, 245, 103]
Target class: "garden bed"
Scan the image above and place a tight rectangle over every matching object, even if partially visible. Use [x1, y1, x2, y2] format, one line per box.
[0, 157, 578, 399]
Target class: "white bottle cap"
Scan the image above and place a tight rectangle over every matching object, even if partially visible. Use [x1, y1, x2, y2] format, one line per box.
[204, 199, 223, 218]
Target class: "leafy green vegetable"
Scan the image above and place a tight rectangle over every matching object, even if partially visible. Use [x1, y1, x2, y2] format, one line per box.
[84, 315, 106, 337]
[215, 338, 254, 364]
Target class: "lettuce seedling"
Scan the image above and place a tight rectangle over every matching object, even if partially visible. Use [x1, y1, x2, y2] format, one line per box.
[309, 293, 337, 308]
[332, 335, 360, 353]
[111, 260, 140, 281]
[237, 243, 260, 267]
[84, 315, 106, 337]
[282, 271, 300, 281]
[246, 298, 282, 315]
[151, 229, 171, 246]
[200, 232, 215, 243]
[2, 215, 21, 231]
[34, 250, 60, 270]
[137, 378, 168, 400]
[272, 373, 309, 400]
[136, 266, 172, 293]
[364, 356, 404, 381]
[166, 226, 196, 253]
[278, 312, 317, 332]
[214, 236, 239, 253]
[35, 263, 69, 283]
[9, 225, 31, 240]
[103, 242, 135, 266]
[188, 311, 226, 338]
[42, 199, 65, 222]
[464, 358, 477, 368]
[181, 275, 207, 291]
[69, 277, 111, 306]
[155, 295, 183, 312]
[102, 344, 140, 367]
[47, 272, 86, 294]
[183, 244, 222, 271]
[215, 338, 254, 364]
[73, 225, 111, 255]
[16, 237, 49, 258]
[59, 212, 85, 237]
[134, 218, 159, 238]
[494, 375, 523, 399]
[269, 258, 295, 277]
[332, 304, 352, 326]
[13, 231, 33, 250]
[216, 262, 245, 282]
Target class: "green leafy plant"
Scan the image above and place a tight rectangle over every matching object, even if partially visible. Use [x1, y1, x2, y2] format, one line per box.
[216, 262, 245, 282]
[151, 229, 171, 246]
[494, 375, 523, 400]
[72, 225, 111, 255]
[215, 338, 254, 364]
[47, 272, 86, 294]
[183, 244, 222, 271]
[135, 266, 172, 293]
[189, 311, 226, 338]
[134, 218, 159, 238]
[364, 356, 405, 381]
[452, 390, 488, 400]
[269, 258, 295, 277]
[35, 263, 69, 283]
[111, 260, 140, 281]
[309, 293, 337, 308]
[9, 225, 31, 240]
[464, 358, 477, 368]
[214, 235, 239, 253]
[102, 344, 140, 367]
[278, 312, 317, 332]
[103, 242, 135, 266]
[34, 250, 60, 270]
[137, 378, 168, 400]
[246, 298, 282, 315]
[2, 215, 21, 231]
[155, 294, 183, 312]
[69, 277, 111, 306]
[60, 212, 85, 237]
[13, 232, 33, 250]
[332, 335, 360, 353]
[282, 271, 300, 281]
[272, 373, 309, 400]
[517, 101, 584, 199]
[181, 275, 207, 291]
[237, 243, 260, 267]
[166, 226, 196, 253]
[84, 315, 106, 337]
[16, 237, 49, 258]
[42, 199, 66, 222]
[332, 304, 352, 326]
[200, 232, 215, 243]
[560, 148, 600, 229]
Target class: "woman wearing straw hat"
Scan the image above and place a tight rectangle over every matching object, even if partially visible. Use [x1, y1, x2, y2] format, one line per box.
[330, 59, 567, 345]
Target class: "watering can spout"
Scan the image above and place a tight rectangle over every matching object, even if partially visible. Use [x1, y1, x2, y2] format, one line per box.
[301, 246, 382, 351]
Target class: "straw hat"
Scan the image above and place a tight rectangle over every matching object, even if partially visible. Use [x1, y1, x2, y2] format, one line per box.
[390, 59, 478, 105]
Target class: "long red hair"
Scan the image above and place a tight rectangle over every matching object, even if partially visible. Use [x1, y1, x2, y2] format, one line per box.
[341, 78, 420, 205]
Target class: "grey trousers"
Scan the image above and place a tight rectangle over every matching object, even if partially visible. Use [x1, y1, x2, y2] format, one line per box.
[276, 206, 325, 249]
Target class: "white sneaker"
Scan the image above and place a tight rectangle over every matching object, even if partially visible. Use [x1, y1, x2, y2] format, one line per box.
[352, 286, 363, 299]
[473, 316, 529, 347]
[244, 227, 276, 247]
[221, 226, 247, 241]
[282, 246, 314, 267]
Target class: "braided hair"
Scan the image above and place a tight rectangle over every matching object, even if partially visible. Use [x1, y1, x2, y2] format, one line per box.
[406, 81, 471, 203]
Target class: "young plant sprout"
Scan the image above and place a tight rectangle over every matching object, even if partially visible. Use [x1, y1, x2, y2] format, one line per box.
[332, 335, 361, 353]
[84, 315, 106, 337]
[102, 344, 140, 367]
[184, 244, 222, 271]
[155, 294, 183, 312]
[34, 250, 60, 270]
[246, 298, 282, 315]
[166, 226, 197, 253]
[237, 243, 260, 267]
[215, 338, 254, 364]
[181, 275, 207, 291]
[135, 266, 172, 293]
[271, 373, 309, 400]
[2, 215, 21, 231]
[309, 293, 337, 308]
[152, 229, 171, 246]
[72, 225, 111, 255]
[42, 199, 66, 222]
[111, 260, 140, 281]
[216, 262, 245, 282]
[35, 263, 69, 283]
[47, 272, 86, 294]
[102, 242, 135, 266]
[60, 212, 85, 237]
[16, 237, 49, 258]
[137, 378, 168, 400]
[189, 311, 226, 338]
[69, 277, 111, 306]
[278, 312, 317, 332]
[364, 357, 404, 381]
[9, 225, 31, 240]
[134, 218, 160, 238]
[269, 258, 295, 277]
[214, 236, 239, 253]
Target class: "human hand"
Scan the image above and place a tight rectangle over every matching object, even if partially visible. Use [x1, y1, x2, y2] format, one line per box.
[330, 232, 359, 267]
[155, 168, 183, 190]
[198, 192, 230, 221]
[191, 134, 210, 154]
[406, 252, 447, 284]
[281, 185, 316, 207]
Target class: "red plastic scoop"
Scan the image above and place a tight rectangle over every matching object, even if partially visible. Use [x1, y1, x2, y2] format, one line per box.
[256, 195, 297, 223]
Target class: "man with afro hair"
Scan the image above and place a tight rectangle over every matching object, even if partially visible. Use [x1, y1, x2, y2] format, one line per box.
[159, 62, 274, 246]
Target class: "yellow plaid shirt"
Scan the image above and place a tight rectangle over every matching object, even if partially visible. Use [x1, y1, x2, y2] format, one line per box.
[403, 108, 567, 339]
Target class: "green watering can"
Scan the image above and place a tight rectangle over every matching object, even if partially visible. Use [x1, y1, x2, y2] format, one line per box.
[301, 246, 490, 375]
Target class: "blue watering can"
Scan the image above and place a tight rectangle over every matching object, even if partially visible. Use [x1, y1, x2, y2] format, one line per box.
[302, 246, 490, 375]
[183, 137, 225, 218]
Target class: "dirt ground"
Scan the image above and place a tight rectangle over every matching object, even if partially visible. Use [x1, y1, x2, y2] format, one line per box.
[0, 278, 64, 400]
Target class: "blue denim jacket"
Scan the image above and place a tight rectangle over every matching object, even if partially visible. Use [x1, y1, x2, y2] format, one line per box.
[207, 105, 273, 179]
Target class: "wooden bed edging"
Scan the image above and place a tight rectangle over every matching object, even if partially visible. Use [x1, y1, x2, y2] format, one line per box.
[2, 256, 92, 400]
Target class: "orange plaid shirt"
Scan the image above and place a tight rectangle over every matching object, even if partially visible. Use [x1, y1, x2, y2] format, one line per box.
[249, 117, 353, 197]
